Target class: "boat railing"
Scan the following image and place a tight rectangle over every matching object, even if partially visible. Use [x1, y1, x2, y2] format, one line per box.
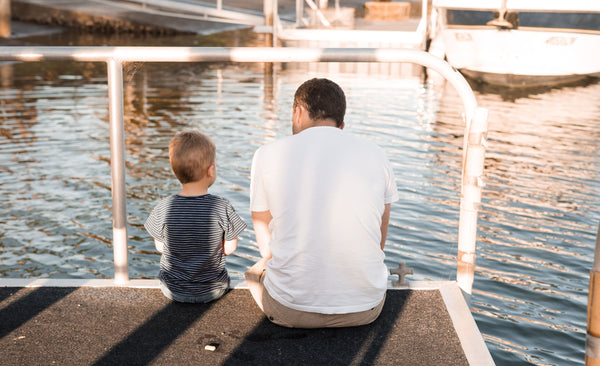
[0, 47, 488, 295]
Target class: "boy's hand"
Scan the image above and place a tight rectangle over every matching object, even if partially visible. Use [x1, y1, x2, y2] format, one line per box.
[223, 238, 238, 256]
[154, 240, 165, 253]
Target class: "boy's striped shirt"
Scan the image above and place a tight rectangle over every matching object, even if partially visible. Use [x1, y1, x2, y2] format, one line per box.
[145, 194, 246, 297]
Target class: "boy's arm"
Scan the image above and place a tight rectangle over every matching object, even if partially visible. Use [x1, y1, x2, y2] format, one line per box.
[154, 239, 165, 253]
[223, 238, 238, 256]
[252, 210, 273, 260]
[380, 203, 391, 250]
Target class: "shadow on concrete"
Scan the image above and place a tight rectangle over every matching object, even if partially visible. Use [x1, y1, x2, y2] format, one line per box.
[92, 298, 214, 365]
[0, 287, 77, 340]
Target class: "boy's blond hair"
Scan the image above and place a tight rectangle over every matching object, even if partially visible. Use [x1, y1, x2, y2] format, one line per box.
[169, 130, 216, 184]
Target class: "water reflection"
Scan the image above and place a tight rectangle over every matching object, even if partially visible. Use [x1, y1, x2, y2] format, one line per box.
[466, 80, 600, 365]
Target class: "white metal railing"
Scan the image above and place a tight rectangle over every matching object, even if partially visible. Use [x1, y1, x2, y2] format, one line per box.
[0, 47, 487, 294]
[587, 221, 600, 365]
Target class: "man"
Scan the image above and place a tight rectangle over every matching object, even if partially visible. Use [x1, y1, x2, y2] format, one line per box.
[246, 78, 399, 328]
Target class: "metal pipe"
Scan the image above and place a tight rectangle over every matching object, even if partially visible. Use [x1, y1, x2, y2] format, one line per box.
[264, 0, 274, 46]
[587, 221, 600, 365]
[0, 0, 9, 38]
[296, 0, 303, 26]
[457, 107, 488, 296]
[272, 0, 279, 46]
[107, 58, 129, 285]
[0, 47, 478, 115]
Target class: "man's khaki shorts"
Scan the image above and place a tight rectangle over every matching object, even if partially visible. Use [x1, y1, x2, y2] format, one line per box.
[244, 258, 385, 328]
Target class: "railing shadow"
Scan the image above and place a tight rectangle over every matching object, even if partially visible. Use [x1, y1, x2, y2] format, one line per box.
[0, 287, 77, 340]
[92, 295, 214, 365]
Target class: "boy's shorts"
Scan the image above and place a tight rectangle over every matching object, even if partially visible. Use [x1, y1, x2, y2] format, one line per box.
[159, 279, 230, 303]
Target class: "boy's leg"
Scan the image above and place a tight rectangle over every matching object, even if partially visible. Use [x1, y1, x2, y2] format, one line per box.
[159, 280, 229, 304]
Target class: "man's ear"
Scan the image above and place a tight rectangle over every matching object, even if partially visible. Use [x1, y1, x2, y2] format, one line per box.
[340, 121, 345, 130]
[293, 104, 302, 121]
[292, 105, 304, 132]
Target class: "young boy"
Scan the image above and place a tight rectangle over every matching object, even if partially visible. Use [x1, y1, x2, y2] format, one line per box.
[145, 130, 246, 303]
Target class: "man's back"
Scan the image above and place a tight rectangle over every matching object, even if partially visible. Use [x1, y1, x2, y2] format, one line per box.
[250, 126, 398, 314]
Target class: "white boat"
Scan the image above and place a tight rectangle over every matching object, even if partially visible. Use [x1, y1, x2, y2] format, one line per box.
[429, 0, 600, 87]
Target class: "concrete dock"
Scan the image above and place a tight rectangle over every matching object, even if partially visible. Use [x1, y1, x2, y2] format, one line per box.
[0, 282, 486, 365]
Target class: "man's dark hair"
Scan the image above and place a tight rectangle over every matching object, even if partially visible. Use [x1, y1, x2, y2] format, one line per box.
[293, 78, 346, 127]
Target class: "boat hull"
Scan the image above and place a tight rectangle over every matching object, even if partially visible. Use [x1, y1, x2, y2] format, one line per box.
[438, 28, 600, 87]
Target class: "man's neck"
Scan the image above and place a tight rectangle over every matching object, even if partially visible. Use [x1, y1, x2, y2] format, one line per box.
[312, 118, 338, 128]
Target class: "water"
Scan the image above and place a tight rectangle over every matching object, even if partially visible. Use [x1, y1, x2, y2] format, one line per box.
[1, 29, 600, 365]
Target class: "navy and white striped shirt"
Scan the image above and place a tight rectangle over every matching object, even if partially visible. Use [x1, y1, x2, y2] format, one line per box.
[145, 194, 246, 297]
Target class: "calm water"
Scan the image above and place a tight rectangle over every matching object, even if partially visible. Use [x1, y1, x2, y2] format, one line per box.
[1, 29, 600, 365]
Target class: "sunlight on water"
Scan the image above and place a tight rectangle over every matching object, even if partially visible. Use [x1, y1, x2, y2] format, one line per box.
[462, 81, 600, 365]
[0, 56, 599, 365]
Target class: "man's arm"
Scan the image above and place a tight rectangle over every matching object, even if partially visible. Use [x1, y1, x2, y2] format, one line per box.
[252, 210, 273, 260]
[380, 203, 391, 250]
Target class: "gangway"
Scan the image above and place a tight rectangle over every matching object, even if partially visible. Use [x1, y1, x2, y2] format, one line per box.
[109, 0, 266, 26]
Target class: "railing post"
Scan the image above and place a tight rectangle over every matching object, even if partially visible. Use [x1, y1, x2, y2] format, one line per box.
[107, 58, 129, 285]
[587, 221, 600, 365]
[296, 0, 303, 26]
[0, 0, 10, 38]
[457, 107, 488, 296]
[264, 0, 274, 46]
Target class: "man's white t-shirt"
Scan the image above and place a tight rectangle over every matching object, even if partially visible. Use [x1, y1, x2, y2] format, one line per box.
[250, 126, 399, 314]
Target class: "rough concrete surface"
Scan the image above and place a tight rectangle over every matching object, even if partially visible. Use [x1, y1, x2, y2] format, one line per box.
[0, 287, 468, 365]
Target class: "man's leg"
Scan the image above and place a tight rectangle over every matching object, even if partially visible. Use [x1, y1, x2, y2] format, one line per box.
[244, 257, 269, 311]
[245, 258, 386, 328]
[262, 289, 386, 328]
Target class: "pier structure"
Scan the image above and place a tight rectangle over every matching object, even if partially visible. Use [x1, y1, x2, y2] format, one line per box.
[0, 0, 9, 38]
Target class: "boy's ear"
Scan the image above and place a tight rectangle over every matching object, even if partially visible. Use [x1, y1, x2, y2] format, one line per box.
[207, 163, 216, 178]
